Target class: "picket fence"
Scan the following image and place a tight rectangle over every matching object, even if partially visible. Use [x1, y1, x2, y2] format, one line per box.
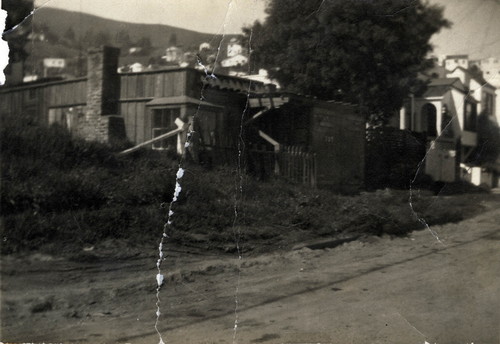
[250, 145, 317, 187]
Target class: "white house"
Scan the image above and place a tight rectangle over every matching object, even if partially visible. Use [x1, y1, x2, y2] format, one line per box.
[443, 54, 470, 72]
[128, 47, 143, 55]
[162, 46, 184, 64]
[471, 56, 500, 88]
[399, 63, 499, 187]
[399, 77, 480, 183]
[227, 38, 243, 57]
[129, 62, 145, 73]
[220, 54, 248, 68]
[199, 42, 211, 52]
[447, 66, 497, 122]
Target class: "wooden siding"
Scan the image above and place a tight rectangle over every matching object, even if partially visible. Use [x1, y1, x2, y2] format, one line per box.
[117, 71, 251, 145]
[311, 103, 365, 190]
[0, 79, 87, 125]
[118, 70, 190, 144]
[119, 70, 188, 100]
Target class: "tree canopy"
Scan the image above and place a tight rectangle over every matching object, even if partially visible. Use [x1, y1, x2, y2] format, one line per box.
[245, 0, 450, 124]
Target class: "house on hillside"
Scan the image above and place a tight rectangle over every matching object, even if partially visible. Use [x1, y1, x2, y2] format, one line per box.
[0, 46, 365, 192]
[227, 38, 244, 57]
[162, 46, 184, 65]
[471, 56, 500, 87]
[441, 54, 470, 71]
[129, 62, 145, 73]
[220, 55, 248, 68]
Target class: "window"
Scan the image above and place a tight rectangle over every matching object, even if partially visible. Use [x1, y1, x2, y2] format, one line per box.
[48, 106, 84, 133]
[152, 108, 180, 150]
[421, 103, 437, 137]
[482, 93, 494, 116]
[464, 100, 477, 131]
[28, 88, 37, 100]
[440, 105, 454, 138]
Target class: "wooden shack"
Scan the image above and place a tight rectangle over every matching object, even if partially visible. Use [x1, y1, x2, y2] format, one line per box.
[246, 94, 365, 192]
[0, 46, 365, 191]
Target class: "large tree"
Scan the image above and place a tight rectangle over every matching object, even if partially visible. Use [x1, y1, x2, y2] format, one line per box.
[246, 0, 450, 124]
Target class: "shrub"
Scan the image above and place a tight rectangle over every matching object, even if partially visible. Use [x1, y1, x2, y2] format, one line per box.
[0, 119, 488, 255]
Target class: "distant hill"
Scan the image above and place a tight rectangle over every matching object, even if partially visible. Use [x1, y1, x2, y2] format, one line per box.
[26, 7, 240, 56]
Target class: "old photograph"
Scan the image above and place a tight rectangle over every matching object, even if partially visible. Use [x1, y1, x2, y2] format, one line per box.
[1, 0, 499, 343]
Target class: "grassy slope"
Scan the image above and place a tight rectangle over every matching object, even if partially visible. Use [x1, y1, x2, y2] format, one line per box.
[0, 121, 488, 256]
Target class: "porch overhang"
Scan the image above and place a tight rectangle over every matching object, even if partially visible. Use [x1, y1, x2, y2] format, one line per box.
[146, 96, 222, 108]
[245, 94, 292, 125]
[248, 94, 291, 109]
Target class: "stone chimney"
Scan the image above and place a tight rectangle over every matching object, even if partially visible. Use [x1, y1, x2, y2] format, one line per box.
[79, 46, 124, 143]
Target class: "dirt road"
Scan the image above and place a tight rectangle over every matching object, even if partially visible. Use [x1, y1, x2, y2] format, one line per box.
[1, 197, 499, 344]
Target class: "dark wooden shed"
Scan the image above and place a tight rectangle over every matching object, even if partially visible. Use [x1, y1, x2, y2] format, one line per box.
[247, 94, 365, 192]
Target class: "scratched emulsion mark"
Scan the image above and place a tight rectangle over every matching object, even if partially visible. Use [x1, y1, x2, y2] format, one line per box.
[153, 56, 217, 344]
[154, 84, 214, 343]
[1, 1, 38, 85]
[154, 2, 250, 343]
[197, 1, 251, 343]
[409, 74, 497, 246]
[227, 2, 260, 342]
[1, 9, 10, 85]
[409, 150, 445, 245]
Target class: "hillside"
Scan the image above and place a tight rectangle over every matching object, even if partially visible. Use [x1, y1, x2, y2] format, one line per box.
[26, 7, 240, 58]
[24, 2, 500, 62]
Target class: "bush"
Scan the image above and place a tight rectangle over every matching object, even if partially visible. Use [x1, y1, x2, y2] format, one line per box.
[0, 120, 488, 255]
[0, 122, 120, 170]
[1, 205, 165, 254]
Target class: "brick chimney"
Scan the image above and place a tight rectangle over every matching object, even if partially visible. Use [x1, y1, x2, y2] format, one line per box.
[79, 46, 124, 143]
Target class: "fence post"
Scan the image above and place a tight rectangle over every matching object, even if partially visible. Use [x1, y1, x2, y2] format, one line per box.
[274, 144, 280, 175]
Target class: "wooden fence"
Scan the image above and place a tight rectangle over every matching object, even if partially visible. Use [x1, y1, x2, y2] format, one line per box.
[249, 145, 317, 187]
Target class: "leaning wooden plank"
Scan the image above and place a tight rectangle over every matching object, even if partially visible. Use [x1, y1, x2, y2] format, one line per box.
[117, 127, 185, 156]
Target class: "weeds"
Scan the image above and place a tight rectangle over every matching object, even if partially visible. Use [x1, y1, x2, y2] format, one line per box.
[0, 122, 488, 255]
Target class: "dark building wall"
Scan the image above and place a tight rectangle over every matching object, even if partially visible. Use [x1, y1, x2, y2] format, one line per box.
[117, 70, 253, 146]
[0, 79, 87, 125]
[253, 103, 311, 148]
[202, 87, 250, 148]
[118, 69, 190, 144]
[1, 47, 124, 144]
[310, 103, 365, 191]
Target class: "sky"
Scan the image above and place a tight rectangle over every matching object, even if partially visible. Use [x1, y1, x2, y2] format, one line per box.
[429, 0, 500, 59]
